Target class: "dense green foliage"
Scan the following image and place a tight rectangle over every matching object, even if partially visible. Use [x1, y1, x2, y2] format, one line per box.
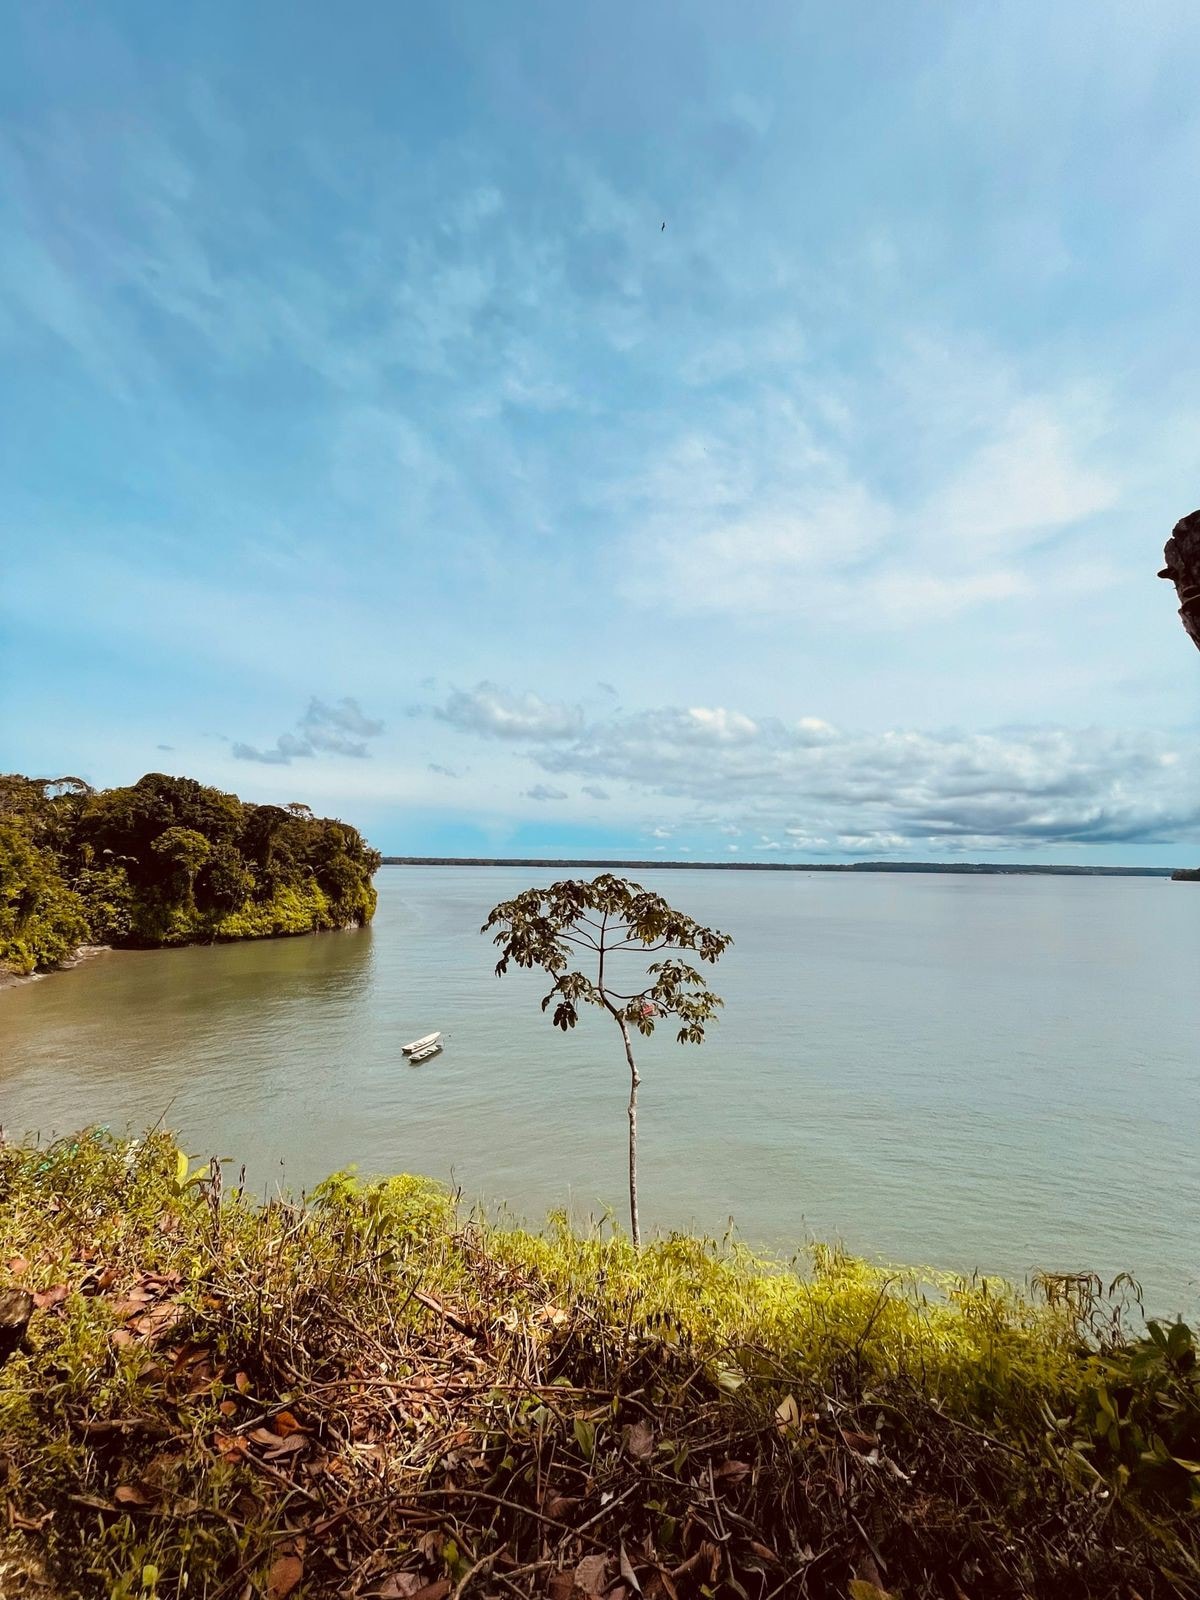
[0, 772, 380, 974]
[2, 1130, 1199, 1598]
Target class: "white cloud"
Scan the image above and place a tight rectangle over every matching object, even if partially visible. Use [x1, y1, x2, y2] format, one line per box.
[431, 682, 584, 741]
[417, 684, 1199, 851]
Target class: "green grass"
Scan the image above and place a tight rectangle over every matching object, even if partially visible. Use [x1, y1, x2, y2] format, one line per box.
[2, 1131, 1198, 1599]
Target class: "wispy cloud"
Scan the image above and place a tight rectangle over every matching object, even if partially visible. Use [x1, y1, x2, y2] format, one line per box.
[615, 364, 1119, 624]
[233, 698, 384, 765]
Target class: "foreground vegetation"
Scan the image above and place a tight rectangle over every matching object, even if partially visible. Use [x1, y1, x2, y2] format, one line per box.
[2, 1133, 1199, 1598]
[0, 773, 380, 975]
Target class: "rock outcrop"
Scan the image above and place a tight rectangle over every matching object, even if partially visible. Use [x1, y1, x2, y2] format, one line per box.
[1160, 509, 1200, 652]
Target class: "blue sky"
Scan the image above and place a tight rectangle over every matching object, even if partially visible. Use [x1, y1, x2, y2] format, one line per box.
[2, 0, 1198, 864]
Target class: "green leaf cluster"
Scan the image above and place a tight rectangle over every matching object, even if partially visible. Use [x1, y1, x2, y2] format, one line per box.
[482, 872, 732, 1043]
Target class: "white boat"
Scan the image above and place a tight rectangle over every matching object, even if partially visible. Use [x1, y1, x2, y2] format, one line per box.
[409, 1041, 443, 1064]
[402, 1031, 441, 1056]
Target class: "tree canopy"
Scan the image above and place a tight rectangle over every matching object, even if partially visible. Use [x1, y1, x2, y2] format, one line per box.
[484, 873, 731, 1244]
[1, 772, 381, 976]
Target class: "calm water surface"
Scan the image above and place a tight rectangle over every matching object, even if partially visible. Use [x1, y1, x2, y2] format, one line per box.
[2, 868, 1197, 1313]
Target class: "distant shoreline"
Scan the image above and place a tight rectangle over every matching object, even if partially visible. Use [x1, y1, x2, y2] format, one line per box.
[380, 857, 1176, 877]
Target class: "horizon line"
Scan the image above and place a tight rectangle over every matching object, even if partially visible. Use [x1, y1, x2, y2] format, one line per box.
[378, 856, 1179, 877]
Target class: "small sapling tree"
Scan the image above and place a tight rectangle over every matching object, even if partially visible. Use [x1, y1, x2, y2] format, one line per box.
[482, 874, 731, 1247]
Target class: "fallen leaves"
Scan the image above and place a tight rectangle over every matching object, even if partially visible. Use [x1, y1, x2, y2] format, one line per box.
[112, 1483, 156, 1510]
[3, 1125, 1159, 1600]
[248, 1427, 310, 1463]
[30, 1284, 68, 1311]
[624, 1419, 654, 1460]
[618, 1541, 643, 1595]
[267, 1549, 304, 1600]
[371, 1579, 450, 1600]
[571, 1555, 610, 1596]
[774, 1392, 801, 1435]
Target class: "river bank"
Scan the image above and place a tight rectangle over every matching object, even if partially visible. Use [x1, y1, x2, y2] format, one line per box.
[1, 1129, 1198, 1599]
[0, 944, 110, 992]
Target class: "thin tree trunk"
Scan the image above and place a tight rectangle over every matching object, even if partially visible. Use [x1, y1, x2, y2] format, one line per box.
[617, 1015, 641, 1248]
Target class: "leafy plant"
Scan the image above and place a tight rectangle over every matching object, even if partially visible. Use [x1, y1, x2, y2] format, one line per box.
[483, 874, 731, 1245]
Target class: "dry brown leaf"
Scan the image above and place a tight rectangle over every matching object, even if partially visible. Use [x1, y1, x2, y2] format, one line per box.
[262, 1435, 307, 1461]
[573, 1554, 610, 1596]
[625, 1420, 654, 1460]
[840, 1428, 879, 1453]
[113, 1483, 154, 1508]
[6, 1257, 29, 1278]
[546, 1577, 575, 1600]
[774, 1393, 800, 1434]
[544, 1493, 582, 1518]
[110, 1296, 150, 1318]
[32, 1284, 68, 1310]
[273, 1410, 303, 1437]
[8, 1505, 55, 1531]
[619, 1542, 643, 1596]
[373, 1575, 444, 1599]
[129, 1303, 184, 1343]
[268, 1552, 304, 1600]
[714, 1458, 751, 1483]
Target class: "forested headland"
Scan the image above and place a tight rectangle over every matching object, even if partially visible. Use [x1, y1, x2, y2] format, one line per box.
[0, 772, 381, 977]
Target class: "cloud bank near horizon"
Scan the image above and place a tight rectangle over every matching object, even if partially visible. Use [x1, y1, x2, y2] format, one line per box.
[415, 683, 1199, 854]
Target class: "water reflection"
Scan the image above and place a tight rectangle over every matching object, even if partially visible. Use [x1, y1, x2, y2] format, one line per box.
[2, 869, 1199, 1313]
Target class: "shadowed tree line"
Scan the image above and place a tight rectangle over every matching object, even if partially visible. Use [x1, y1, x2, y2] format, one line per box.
[0, 772, 381, 976]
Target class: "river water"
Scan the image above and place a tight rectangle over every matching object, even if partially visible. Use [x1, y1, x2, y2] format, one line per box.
[1, 867, 1197, 1313]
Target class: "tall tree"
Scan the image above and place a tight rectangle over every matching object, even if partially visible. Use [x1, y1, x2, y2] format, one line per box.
[483, 874, 731, 1246]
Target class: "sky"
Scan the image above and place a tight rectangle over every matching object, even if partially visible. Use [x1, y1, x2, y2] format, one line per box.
[2, 1, 1199, 865]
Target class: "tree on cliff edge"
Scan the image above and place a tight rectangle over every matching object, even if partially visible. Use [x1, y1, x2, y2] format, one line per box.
[483, 874, 731, 1247]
